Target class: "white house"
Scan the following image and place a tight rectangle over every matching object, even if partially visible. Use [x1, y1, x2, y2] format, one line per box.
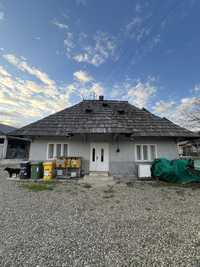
[11, 97, 197, 176]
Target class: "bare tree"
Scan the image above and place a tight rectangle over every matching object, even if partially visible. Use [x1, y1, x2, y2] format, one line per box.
[187, 99, 200, 129]
[181, 98, 200, 130]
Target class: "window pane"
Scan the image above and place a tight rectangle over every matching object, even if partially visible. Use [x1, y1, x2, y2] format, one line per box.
[143, 145, 148, 160]
[92, 148, 95, 162]
[101, 148, 104, 162]
[150, 145, 156, 160]
[56, 144, 61, 158]
[136, 145, 141, 160]
[0, 138, 4, 144]
[48, 144, 54, 159]
[63, 144, 68, 157]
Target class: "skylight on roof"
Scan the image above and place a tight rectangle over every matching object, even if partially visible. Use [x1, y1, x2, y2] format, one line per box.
[117, 109, 125, 115]
[85, 108, 93, 113]
[102, 102, 109, 107]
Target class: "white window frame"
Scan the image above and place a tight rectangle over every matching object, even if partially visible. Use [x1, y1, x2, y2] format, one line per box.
[47, 143, 69, 160]
[135, 144, 157, 162]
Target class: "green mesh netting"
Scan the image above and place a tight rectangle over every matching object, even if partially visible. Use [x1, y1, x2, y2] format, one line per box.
[151, 158, 200, 184]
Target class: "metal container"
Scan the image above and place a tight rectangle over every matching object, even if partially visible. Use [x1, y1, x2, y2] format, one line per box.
[31, 162, 43, 179]
[20, 161, 31, 179]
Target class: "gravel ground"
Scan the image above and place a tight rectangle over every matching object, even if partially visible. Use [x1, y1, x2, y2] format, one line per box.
[1, 169, 200, 267]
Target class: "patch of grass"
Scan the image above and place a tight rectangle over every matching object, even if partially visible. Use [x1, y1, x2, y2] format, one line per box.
[21, 182, 55, 191]
[150, 181, 200, 190]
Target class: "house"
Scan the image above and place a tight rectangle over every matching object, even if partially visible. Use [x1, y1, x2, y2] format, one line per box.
[178, 132, 200, 157]
[0, 123, 30, 160]
[10, 96, 198, 176]
[0, 123, 17, 159]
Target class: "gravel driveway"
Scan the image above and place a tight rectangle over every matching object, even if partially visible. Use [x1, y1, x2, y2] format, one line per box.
[1, 169, 200, 267]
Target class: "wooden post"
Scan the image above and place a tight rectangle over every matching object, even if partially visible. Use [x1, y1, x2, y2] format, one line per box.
[3, 136, 8, 159]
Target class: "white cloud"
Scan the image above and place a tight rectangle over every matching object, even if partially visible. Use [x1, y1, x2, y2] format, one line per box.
[154, 100, 175, 114]
[73, 70, 93, 83]
[0, 66, 11, 77]
[0, 11, 4, 21]
[127, 79, 157, 108]
[73, 31, 117, 66]
[52, 19, 117, 66]
[154, 97, 200, 130]
[3, 54, 56, 89]
[52, 20, 68, 30]
[193, 84, 200, 92]
[126, 16, 151, 42]
[0, 54, 106, 126]
[0, 56, 76, 126]
[78, 82, 104, 99]
[89, 83, 104, 96]
[64, 32, 74, 56]
[52, 20, 74, 57]
[109, 77, 158, 108]
[126, 16, 142, 33]
[79, 32, 87, 42]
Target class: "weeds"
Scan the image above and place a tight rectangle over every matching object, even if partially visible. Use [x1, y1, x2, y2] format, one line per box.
[21, 182, 55, 191]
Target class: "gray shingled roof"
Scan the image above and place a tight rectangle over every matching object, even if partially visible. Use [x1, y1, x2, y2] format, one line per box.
[11, 100, 197, 138]
[0, 123, 17, 135]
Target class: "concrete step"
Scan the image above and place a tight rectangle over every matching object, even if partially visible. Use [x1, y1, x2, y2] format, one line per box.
[89, 171, 109, 177]
[80, 174, 115, 187]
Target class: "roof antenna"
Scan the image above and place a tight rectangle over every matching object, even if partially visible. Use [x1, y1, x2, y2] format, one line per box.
[90, 92, 97, 100]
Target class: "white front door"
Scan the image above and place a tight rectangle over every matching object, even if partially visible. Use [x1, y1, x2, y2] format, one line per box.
[90, 143, 109, 172]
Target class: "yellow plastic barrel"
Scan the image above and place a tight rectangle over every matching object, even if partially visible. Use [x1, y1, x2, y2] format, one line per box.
[76, 158, 81, 168]
[43, 161, 55, 181]
[65, 159, 71, 168]
[56, 159, 66, 168]
[71, 158, 81, 168]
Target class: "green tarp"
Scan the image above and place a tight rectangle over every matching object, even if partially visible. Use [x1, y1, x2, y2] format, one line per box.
[151, 158, 200, 184]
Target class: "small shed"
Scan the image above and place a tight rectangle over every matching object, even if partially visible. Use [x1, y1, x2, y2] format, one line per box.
[0, 123, 30, 160]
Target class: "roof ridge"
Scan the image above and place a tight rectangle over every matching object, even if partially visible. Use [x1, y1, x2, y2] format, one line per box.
[83, 99, 128, 103]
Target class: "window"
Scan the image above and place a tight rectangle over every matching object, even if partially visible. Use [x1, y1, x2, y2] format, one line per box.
[101, 148, 104, 162]
[136, 144, 157, 161]
[92, 148, 95, 162]
[48, 144, 54, 159]
[63, 144, 68, 157]
[0, 138, 4, 144]
[136, 145, 141, 160]
[56, 144, 61, 158]
[150, 145, 156, 160]
[47, 143, 68, 159]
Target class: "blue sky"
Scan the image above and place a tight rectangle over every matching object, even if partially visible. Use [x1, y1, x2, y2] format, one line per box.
[0, 0, 199, 128]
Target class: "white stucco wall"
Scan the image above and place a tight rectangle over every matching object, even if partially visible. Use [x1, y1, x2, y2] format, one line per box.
[30, 137, 90, 161]
[109, 138, 178, 176]
[29, 136, 178, 175]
